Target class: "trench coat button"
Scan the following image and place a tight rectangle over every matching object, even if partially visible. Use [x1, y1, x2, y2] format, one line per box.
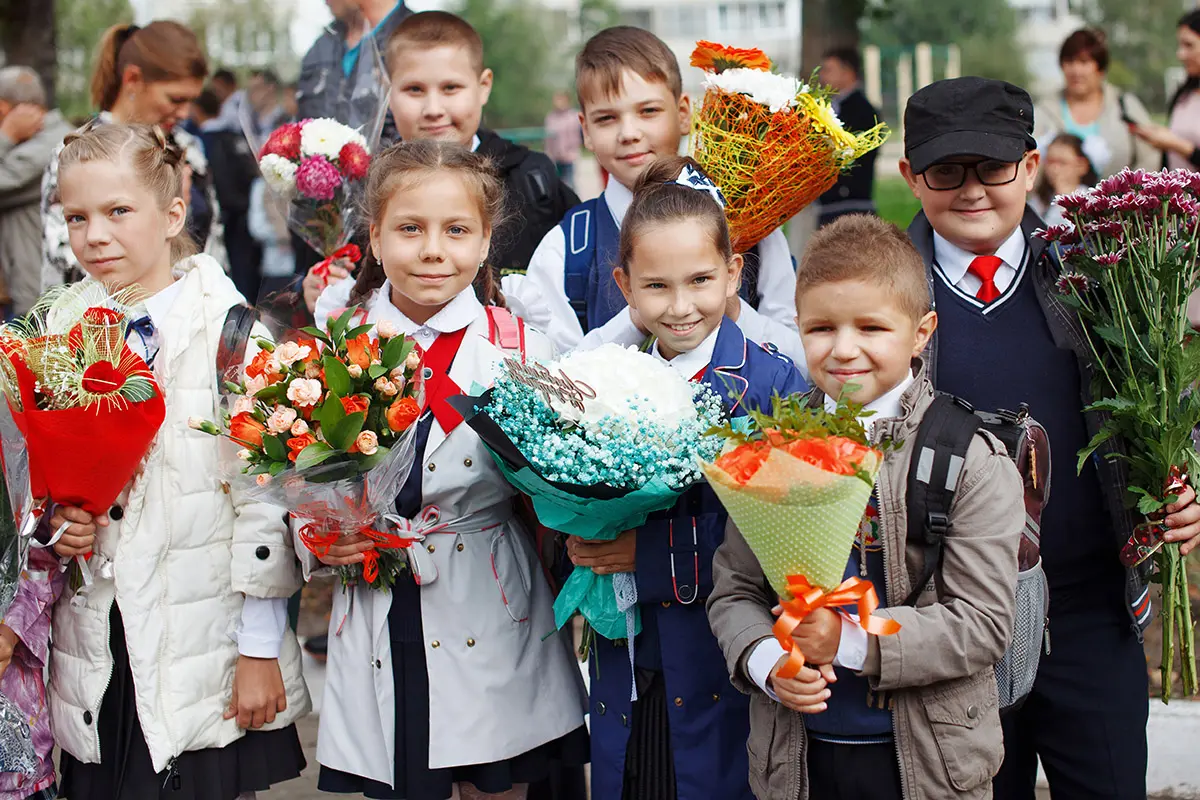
[431, 640, 440, 649]
[596, 702, 606, 715]
[427, 544, 436, 554]
[463, 458, 472, 467]
[674, 697, 683, 707]
[428, 463, 436, 472]
[661, 601, 671, 608]
[255, 546, 270, 560]
[967, 705, 979, 720]
[83, 710, 93, 725]
[467, 638, 476, 647]
[375, 659, 382, 669]
[456, 543, 464, 552]
[109, 505, 124, 521]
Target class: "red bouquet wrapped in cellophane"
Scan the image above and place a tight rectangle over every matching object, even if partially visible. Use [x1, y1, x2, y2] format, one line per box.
[0, 283, 166, 590]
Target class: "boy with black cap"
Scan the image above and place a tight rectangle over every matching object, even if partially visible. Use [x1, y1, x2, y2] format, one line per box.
[900, 77, 1200, 799]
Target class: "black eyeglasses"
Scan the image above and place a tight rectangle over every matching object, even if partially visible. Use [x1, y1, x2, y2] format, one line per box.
[919, 159, 1022, 191]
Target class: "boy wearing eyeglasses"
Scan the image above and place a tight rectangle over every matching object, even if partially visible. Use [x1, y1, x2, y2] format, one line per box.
[901, 77, 1200, 800]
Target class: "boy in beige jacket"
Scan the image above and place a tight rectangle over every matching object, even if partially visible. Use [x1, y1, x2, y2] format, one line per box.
[708, 215, 1025, 800]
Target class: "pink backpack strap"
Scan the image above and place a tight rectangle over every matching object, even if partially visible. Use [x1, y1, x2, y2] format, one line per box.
[486, 306, 526, 363]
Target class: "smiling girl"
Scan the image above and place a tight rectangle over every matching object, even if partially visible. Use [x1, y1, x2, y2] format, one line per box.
[570, 155, 806, 800]
[309, 140, 587, 800]
[45, 123, 310, 800]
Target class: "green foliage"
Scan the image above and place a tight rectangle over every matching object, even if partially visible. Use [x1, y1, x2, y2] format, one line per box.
[874, 176, 921, 228]
[1082, 0, 1187, 113]
[55, 0, 135, 121]
[188, 0, 298, 79]
[455, 0, 556, 129]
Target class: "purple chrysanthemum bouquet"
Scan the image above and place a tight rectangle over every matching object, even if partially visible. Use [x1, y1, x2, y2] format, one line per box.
[1040, 168, 1200, 701]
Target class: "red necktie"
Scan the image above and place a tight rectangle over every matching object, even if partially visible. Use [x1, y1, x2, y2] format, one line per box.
[419, 328, 467, 434]
[968, 256, 1004, 304]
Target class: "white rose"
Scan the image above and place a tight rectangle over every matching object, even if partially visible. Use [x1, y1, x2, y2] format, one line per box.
[291, 419, 310, 436]
[259, 154, 298, 197]
[355, 430, 379, 456]
[377, 320, 399, 339]
[540, 344, 699, 432]
[299, 118, 367, 160]
[347, 364, 363, 378]
[275, 341, 312, 367]
[232, 395, 256, 416]
[237, 449, 253, 461]
[256, 473, 272, 487]
[266, 405, 298, 434]
[244, 374, 268, 396]
[286, 378, 323, 408]
[405, 350, 422, 370]
[374, 377, 398, 396]
[305, 361, 323, 379]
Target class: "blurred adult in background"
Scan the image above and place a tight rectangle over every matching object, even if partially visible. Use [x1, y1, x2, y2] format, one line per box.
[42, 21, 212, 289]
[0, 67, 72, 317]
[211, 68, 238, 107]
[246, 69, 286, 140]
[1130, 11, 1200, 173]
[543, 90, 583, 189]
[281, 82, 299, 123]
[1031, 133, 1098, 227]
[198, 85, 263, 302]
[1034, 28, 1159, 178]
[816, 47, 881, 226]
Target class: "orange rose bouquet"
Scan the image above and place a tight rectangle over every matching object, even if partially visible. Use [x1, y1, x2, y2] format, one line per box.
[191, 307, 424, 588]
[689, 41, 888, 251]
[702, 392, 899, 677]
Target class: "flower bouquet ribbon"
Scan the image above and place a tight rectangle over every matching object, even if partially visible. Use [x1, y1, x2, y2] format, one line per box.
[772, 574, 900, 679]
[688, 41, 888, 252]
[703, 393, 900, 665]
[313, 244, 362, 288]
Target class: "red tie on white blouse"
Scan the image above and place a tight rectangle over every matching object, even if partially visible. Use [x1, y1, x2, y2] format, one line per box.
[968, 255, 1004, 304]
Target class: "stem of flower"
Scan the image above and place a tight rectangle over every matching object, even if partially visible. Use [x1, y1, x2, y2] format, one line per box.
[1163, 543, 1177, 703]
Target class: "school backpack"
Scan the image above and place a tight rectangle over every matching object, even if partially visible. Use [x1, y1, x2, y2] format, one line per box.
[560, 197, 763, 333]
[904, 393, 1051, 714]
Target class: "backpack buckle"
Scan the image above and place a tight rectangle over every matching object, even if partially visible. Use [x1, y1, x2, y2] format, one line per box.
[925, 512, 950, 541]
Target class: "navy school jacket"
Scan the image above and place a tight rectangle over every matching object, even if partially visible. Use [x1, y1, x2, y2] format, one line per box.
[588, 316, 808, 800]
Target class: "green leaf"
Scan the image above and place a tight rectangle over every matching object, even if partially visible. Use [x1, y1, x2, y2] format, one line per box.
[1076, 425, 1116, 475]
[1137, 492, 1166, 515]
[268, 461, 288, 477]
[254, 383, 286, 402]
[1092, 325, 1127, 350]
[294, 441, 337, 471]
[300, 326, 333, 345]
[323, 355, 352, 397]
[327, 411, 366, 451]
[368, 364, 388, 380]
[346, 324, 373, 340]
[354, 445, 391, 471]
[262, 433, 288, 462]
[330, 306, 358, 344]
[382, 335, 413, 370]
[1084, 397, 1139, 414]
[248, 462, 271, 475]
[314, 395, 346, 433]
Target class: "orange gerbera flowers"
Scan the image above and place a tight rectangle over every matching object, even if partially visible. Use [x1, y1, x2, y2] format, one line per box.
[690, 41, 772, 73]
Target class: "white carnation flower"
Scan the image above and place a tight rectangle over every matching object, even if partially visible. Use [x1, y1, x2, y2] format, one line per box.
[704, 68, 803, 113]
[259, 154, 297, 197]
[299, 117, 367, 160]
[543, 344, 700, 432]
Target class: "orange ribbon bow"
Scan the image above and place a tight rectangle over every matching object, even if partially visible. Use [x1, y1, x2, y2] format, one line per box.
[772, 574, 901, 679]
[313, 244, 362, 286]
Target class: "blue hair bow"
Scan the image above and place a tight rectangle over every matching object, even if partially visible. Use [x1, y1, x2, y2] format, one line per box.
[670, 164, 727, 208]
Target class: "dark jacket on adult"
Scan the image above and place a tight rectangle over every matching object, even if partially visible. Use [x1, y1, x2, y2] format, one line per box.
[818, 87, 881, 220]
[907, 206, 1149, 637]
[476, 128, 579, 277]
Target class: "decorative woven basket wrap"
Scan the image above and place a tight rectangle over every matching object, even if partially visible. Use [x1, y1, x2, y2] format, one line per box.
[689, 74, 888, 253]
[703, 444, 880, 595]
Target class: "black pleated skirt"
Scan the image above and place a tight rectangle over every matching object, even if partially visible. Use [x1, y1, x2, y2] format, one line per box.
[318, 575, 590, 800]
[59, 606, 307, 800]
[621, 670, 677, 800]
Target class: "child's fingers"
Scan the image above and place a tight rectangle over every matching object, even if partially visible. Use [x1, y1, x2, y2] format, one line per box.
[1165, 484, 1197, 513]
[818, 663, 838, 683]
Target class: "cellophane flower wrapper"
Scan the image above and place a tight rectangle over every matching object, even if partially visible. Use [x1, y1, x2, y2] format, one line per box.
[242, 32, 390, 266]
[0, 412, 36, 776]
[703, 442, 881, 594]
[447, 344, 727, 642]
[688, 41, 888, 252]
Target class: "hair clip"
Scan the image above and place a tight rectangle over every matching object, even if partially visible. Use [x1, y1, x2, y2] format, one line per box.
[670, 164, 727, 209]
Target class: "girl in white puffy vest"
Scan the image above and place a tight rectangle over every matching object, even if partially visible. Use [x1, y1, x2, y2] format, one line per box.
[44, 123, 310, 800]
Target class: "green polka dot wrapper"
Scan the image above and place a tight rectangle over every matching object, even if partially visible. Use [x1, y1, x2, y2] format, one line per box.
[703, 444, 880, 595]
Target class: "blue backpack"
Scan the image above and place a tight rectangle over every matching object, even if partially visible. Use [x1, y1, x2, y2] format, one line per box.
[560, 197, 763, 333]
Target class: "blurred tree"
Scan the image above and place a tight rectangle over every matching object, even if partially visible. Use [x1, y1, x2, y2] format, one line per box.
[578, 0, 621, 41]
[0, 0, 58, 107]
[455, 0, 557, 128]
[861, 0, 1030, 89]
[1082, 0, 1185, 113]
[53, 0, 133, 120]
[188, 0, 298, 80]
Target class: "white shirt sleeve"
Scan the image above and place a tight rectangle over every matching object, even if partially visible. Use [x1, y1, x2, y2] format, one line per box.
[577, 306, 646, 351]
[314, 274, 355, 330]
[234, 596, 289, 659]
[747, 637, 788, 702]
[753, 229, 800, 333]
[501, 226, 585, 353]
[733, 299, 808, 378]
[833, 613, 869, 671]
